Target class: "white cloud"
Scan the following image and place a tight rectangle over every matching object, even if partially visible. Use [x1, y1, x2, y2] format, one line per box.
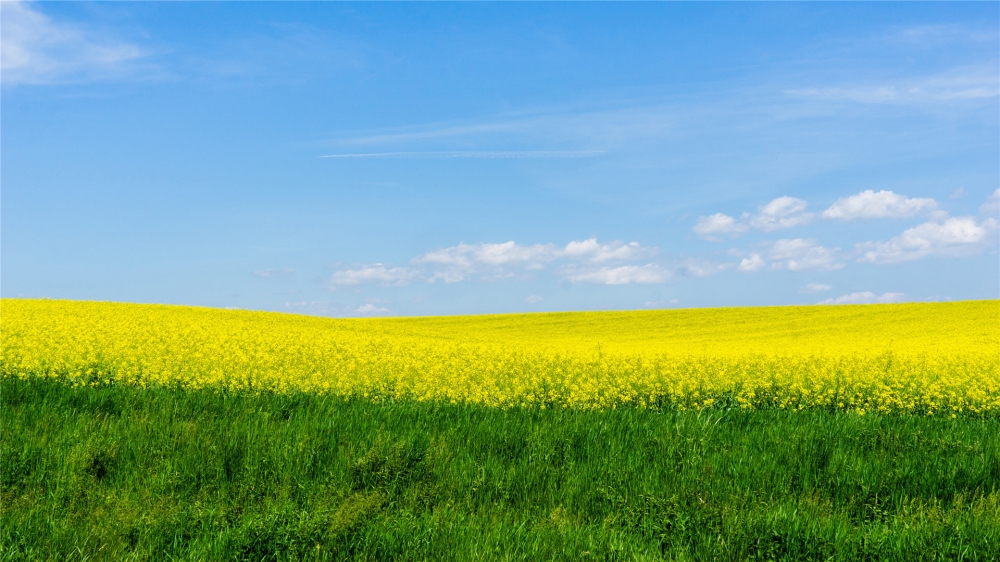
[737, 254, 765, 273]
[768, 238, 843, 271]
[562, 264, 671, 285]
[415, 241, 553, 266]
[681, 259, 731, 278]
[981, 189, 1000, 217]
[693, 213, 747, 239]
[414, 241, 558, 282]
[413, 238, 655, 282]
[748, 197, 813, 232]
[800, 283, 833, 293]
[470, 241, 555, 265]
[328, 264, 419, 287]
[857, 216, 998, 264]
[253, 268, 294, 278]
[1, 1, 149, 86]
[697, 190, 951, 241]
[819, 292, 907, 305]
[562, 238, 652, 263]
[821, 190, 937, 220]
[694, 196, 812, 240]
[284, 299, 392, 317]
[525, 295, 544, 304]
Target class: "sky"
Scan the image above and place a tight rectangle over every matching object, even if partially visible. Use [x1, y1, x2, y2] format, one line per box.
[2, 1, 998, 317]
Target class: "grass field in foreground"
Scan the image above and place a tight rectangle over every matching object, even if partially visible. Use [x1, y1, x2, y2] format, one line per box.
[2, 299, 998, 413]
[2, 377, 999, 561]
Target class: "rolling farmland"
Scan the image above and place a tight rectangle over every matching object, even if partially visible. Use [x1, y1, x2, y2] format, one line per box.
[2, 299, 999, 560]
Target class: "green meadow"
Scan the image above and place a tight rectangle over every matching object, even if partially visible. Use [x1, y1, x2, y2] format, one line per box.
[2, 376, 998, 561]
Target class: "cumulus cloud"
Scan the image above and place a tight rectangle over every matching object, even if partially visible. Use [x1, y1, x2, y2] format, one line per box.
[821, 190, 937, 220]
[768, 238, 843, 271]
[1, 1, 150, 86]
[857, 216, 998, 264]
[413, 238, 655, 282]
[800, 283, 833, 293]
[737, 253, 765, 273]
[694, 196, 812, 239]
[681, 259, 732, 278]
[525, 295, 544, 304]
[417, 241, 556, 267]
[562, 264, 671, 285]
[696, 190, 947, 241]
[355, 303, 390, 314]
[414, 241, 557, 282]
[693, 213, 748, 239]
[819, 292, 907, 305]
[328, 264, 420, 287]
[562, 238, 651, 263]
[748, 197, 813, 232]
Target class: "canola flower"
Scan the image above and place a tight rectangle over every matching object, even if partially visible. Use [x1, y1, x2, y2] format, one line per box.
[2, 299, 998, 415]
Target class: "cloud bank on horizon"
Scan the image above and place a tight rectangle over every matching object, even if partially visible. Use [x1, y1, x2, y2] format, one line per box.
[328, 188, 997, 296]
[2, 1, 997, 316]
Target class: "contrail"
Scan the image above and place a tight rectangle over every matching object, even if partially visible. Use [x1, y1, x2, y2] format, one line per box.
[319, 150, 607, 159]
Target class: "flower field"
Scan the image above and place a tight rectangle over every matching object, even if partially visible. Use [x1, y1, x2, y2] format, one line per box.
[4, 299, 1000, 560]
[3, 298, 997, 415]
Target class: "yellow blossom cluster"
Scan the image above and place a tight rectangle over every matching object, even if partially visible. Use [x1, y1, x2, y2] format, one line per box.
[2, 299, 997, 414]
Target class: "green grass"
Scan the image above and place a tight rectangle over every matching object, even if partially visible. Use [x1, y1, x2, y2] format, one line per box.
[2, 376, 999, 561]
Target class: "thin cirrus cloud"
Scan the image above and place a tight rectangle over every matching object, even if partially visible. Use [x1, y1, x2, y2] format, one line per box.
[785, 65, 999, 105]
[0, 0, 151, 86]
[320, 150, 607, 159]
[891, 24, 998, 46]
[324, 105, 675, 150]
[694, 190, 940, 240]
[800, 283, 833, 293]
[253, 268, 294, 278]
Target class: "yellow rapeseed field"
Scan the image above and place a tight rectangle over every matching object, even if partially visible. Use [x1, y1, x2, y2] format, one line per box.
[2, 298, 998, 414]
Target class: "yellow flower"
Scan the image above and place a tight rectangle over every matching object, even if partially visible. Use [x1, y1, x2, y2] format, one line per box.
[1, 298, 997, 414]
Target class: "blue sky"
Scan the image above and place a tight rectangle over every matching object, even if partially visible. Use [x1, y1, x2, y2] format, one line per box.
[2, 1, 998, 317]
